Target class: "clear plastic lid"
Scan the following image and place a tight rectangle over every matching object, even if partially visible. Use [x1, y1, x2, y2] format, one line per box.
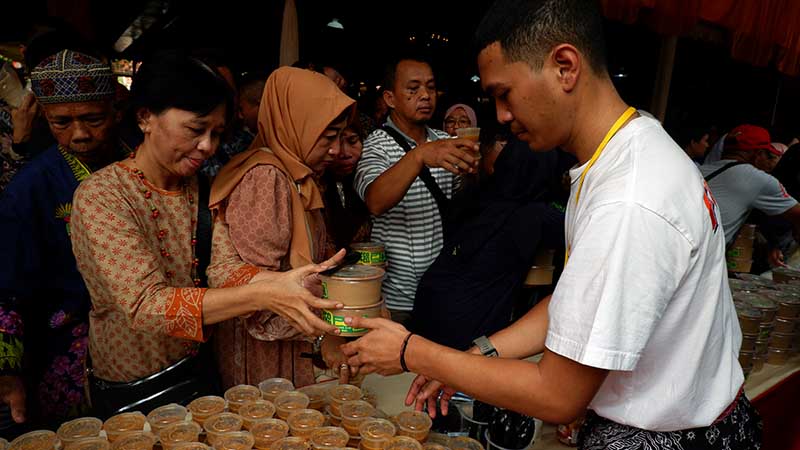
[109, 431, 157, 450]
[448, 437, 482, 450]
[270, 437, 308, 450]
[58, 417, 103, 441]
[225, 385, 263, 408]
[204, 413, 244, 434]
[328, 384, 362, 403]
[340, 400, 375, 420]
[104, 412, 147, 434]
[187, 396, 226, 416]
[249, 418, 289, 441]
[258, 378, 295, 398]
[274, 392, 310, 412]
[298, 385, 329, 405]
[65, 437, 110, 450]
[395, 411, 432, 432]
[171, 444, 211, 450]
[321, 265, 385, 282]
[385, 436, 424, 450]
[359, 418, 396, 440]
[309, 427, 349, 447]
[214, 431, 255, 450]
[159, 421, 202, 444]
[239, 400, 277, 421]
[286, 409, 325, 430]
[9, 431, 57, 450]
[146, 404, 187, 429]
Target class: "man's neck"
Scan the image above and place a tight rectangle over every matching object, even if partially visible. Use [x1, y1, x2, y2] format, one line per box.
[69, 145, 117, 172]
[389, 112, 427, 145]
[561, 79, 633, 165]
[721, 152, 751, 164]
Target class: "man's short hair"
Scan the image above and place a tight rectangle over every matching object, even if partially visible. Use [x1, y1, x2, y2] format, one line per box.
[380, 53, 433, 93]
[238, 73, 267, 105]
[474, 0, 608, 74]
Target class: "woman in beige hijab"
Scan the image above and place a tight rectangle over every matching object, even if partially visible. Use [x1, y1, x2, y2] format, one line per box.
[207, 67, 355, 388]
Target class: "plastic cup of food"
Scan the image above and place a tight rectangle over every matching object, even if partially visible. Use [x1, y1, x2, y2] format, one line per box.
[239, 400, 277, 430]
[384, 436, 423, 450]
[449, 436, 483, 450]
[775, 317, 797, 333]
[340, 400, 376, 436]
[9, 431, 57, 450]
[309, 426, 350, 450]
[270, 437, 308, 450]
[770, 332, 795, 349]
[359, 418, 396, 450]
[328, 384, 362, 417]
[171, 444, 211, 450]
[58, 417, 103, 447]
[103, 412, 147, 443]
[323, 300, 385, 338]
[226, 385, 264, 414]
[735, 306, 763, 334]
[299, 385, 329, 411]
[767, 347, 791, 365]
[275, 391, 311, 421]
[455, 127, 481, 143]
[324, 406, 342, 427]
[320, 265, 385, 307]
[523, 266, 555, 286]
[250, 418, 290, 450]
[394, 412, 432, 443]
[259, 378, 295, 403]
[64, 438, 110, 450]
[109, 431, 157, 450]
[204, 413, 245, 447]
[146, 404, 188, 435]
[214, 431, 255, 450]
[287, 409, 325, 439]
[159, 421, 202, 450]
[188, 395, 227, 427]
[738, 350, 754, 367]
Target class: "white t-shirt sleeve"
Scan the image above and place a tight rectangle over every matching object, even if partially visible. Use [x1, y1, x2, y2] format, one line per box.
[354, 131, 393, 201]
[546, 201, 692, 371]
[752, 171, 797, 216]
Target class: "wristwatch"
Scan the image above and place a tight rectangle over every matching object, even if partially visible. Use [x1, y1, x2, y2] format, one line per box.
[472, 336, 498, 357]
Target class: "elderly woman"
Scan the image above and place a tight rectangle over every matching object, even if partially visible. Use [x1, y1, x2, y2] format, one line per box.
[207, 67, 357, 388]
[70, 52, 342, 417]
[443, 103, 478, 137]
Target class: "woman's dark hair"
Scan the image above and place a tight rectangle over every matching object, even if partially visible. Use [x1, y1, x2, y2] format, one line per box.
[130, 50, 234, 125]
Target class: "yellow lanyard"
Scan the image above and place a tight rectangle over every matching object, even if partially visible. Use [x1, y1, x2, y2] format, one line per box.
[565, 106, 637, 265]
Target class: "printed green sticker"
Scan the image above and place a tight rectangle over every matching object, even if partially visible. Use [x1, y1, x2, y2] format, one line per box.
[357, 250, 386, 265]
[322, 281, 329, 299]
[322, 310, 368, 334]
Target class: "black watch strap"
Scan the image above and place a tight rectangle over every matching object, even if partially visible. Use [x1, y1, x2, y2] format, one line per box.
[473, 335, 498, 357]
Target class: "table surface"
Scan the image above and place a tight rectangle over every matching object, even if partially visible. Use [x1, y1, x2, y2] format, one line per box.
[361, 355, 800, 449]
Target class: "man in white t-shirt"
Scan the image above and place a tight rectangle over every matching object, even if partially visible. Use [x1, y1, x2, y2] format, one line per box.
[340, 0, 759, 448]
[700, 124, 800, 265]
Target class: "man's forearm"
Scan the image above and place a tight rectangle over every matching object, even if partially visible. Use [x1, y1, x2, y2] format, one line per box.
[364, 150, 423, 216]
[407, 336, 604, 424]
[488, 296, 550, 359]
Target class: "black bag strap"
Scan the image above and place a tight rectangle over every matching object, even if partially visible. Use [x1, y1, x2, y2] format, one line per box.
[704, 161, 746, 182]
[195, 175, 213, 287]
[380, 125, 450, 222]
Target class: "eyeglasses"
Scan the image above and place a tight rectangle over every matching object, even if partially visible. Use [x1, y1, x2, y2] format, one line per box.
[445, 117, 472, 127]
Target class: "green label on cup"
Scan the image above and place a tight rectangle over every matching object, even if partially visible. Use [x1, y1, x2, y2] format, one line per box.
[357, 250, 386, 265]
[322, 281, 329, 299]
[322, 310, 368, 334]
[727, 248, 743, 257]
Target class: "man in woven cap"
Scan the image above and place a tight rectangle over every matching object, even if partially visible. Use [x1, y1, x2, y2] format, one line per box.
[0, 49, 126, 431]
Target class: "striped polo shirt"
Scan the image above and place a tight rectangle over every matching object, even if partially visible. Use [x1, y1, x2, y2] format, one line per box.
[354, 118, 456, 311]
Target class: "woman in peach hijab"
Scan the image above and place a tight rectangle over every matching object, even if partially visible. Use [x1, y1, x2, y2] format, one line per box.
[207, 67, 355, 388]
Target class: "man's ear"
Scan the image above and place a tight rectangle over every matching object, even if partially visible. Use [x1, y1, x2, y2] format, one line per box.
[383, 89, 396, 110]
[550, 44, 581, 93]
[136, 107, 153, 133]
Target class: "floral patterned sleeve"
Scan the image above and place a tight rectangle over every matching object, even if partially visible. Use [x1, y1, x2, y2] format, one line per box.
[0, 306, 23, 374]
[71, 173, 206, 342]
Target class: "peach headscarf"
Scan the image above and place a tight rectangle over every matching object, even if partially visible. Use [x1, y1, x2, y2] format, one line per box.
[210, 66, 355, 267]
